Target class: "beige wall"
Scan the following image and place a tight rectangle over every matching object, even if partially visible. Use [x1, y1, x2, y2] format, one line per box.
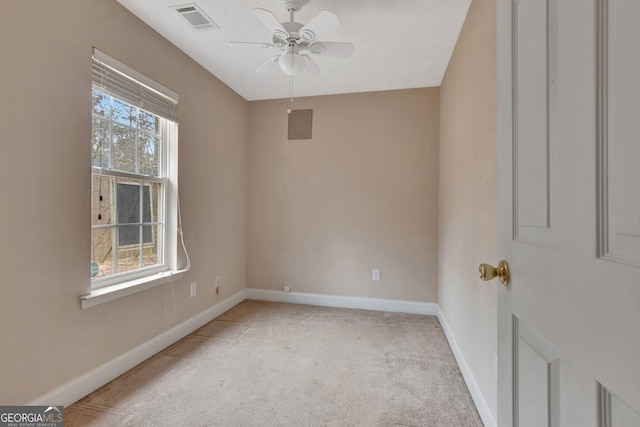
[247, 89, 439, 302]
[0, 0, 247, 403]
[1, 0, 495, 410]
[439, 0, 498, 416]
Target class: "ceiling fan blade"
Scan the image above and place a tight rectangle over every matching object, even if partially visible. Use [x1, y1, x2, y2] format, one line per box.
[299, 10, 339, 43]
[228, 41, 281, 49]
[302, 55, 320, 76]
[252, 8, 289, 41]
[256, 55, 280, 73]
[309, 42, 354, 58]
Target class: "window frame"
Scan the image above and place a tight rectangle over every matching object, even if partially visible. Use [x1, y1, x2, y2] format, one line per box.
[90, 176, 168, 288]
[86, 48, 180, 301]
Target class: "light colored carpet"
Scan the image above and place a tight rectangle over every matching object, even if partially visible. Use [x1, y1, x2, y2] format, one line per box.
[67, 300, 483, 426]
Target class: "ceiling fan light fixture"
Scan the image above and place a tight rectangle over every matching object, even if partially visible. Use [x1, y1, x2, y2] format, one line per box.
[278, 50, 306, 76]
[230, 5, 354, 80]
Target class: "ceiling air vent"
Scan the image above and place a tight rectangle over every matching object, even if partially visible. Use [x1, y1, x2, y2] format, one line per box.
[172, 3, 219, 30]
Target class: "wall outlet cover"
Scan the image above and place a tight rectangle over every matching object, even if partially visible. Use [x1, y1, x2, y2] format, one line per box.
[284, 285, 291, 293]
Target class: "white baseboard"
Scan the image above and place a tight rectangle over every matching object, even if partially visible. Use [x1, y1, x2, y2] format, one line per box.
[437, 306, 497, 427]
[245, 288, 438, 315]
[31, 287, 494, 427]
[30, 289, 247, 407]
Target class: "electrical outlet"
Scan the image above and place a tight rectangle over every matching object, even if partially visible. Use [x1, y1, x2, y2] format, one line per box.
[216, 275, 220, 285]
[284, 285, 291, 293]
[372, 269, 380, 281]
[190, 282, 197, 297]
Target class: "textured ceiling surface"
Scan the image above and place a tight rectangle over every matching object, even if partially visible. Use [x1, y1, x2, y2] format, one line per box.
[115, 0, 471, 100]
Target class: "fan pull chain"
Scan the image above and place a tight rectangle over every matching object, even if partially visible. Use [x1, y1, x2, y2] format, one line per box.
[289, 75, 293, 102]
[289, 51, 295, 102]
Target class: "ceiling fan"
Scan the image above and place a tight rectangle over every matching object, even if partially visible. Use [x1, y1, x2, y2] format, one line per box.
[229, 0, 354, 77]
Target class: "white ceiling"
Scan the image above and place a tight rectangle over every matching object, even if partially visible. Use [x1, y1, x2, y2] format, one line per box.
[115, 0, 471, 101]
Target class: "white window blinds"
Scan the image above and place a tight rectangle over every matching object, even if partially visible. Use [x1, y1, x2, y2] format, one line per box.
[91, 48, 179, 122]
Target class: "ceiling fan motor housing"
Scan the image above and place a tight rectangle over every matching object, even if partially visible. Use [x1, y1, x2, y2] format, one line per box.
[274, 21, 304, 45]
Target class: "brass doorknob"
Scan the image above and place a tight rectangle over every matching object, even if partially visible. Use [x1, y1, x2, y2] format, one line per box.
[479, 260, 510, 286]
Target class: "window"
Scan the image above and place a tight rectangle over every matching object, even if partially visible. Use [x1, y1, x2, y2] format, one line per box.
[90, 49, 179, 290]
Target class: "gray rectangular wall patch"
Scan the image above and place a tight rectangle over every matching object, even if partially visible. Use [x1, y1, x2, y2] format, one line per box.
[288, 109, 313, 140]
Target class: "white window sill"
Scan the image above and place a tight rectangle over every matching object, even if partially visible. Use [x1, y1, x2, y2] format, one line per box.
[80, 271, 183, 309]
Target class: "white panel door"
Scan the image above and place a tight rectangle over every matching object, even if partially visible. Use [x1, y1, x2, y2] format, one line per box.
[497, 0, 640, 425]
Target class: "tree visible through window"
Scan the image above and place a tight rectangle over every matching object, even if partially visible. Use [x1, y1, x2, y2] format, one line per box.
[91, 90, 166, 281]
